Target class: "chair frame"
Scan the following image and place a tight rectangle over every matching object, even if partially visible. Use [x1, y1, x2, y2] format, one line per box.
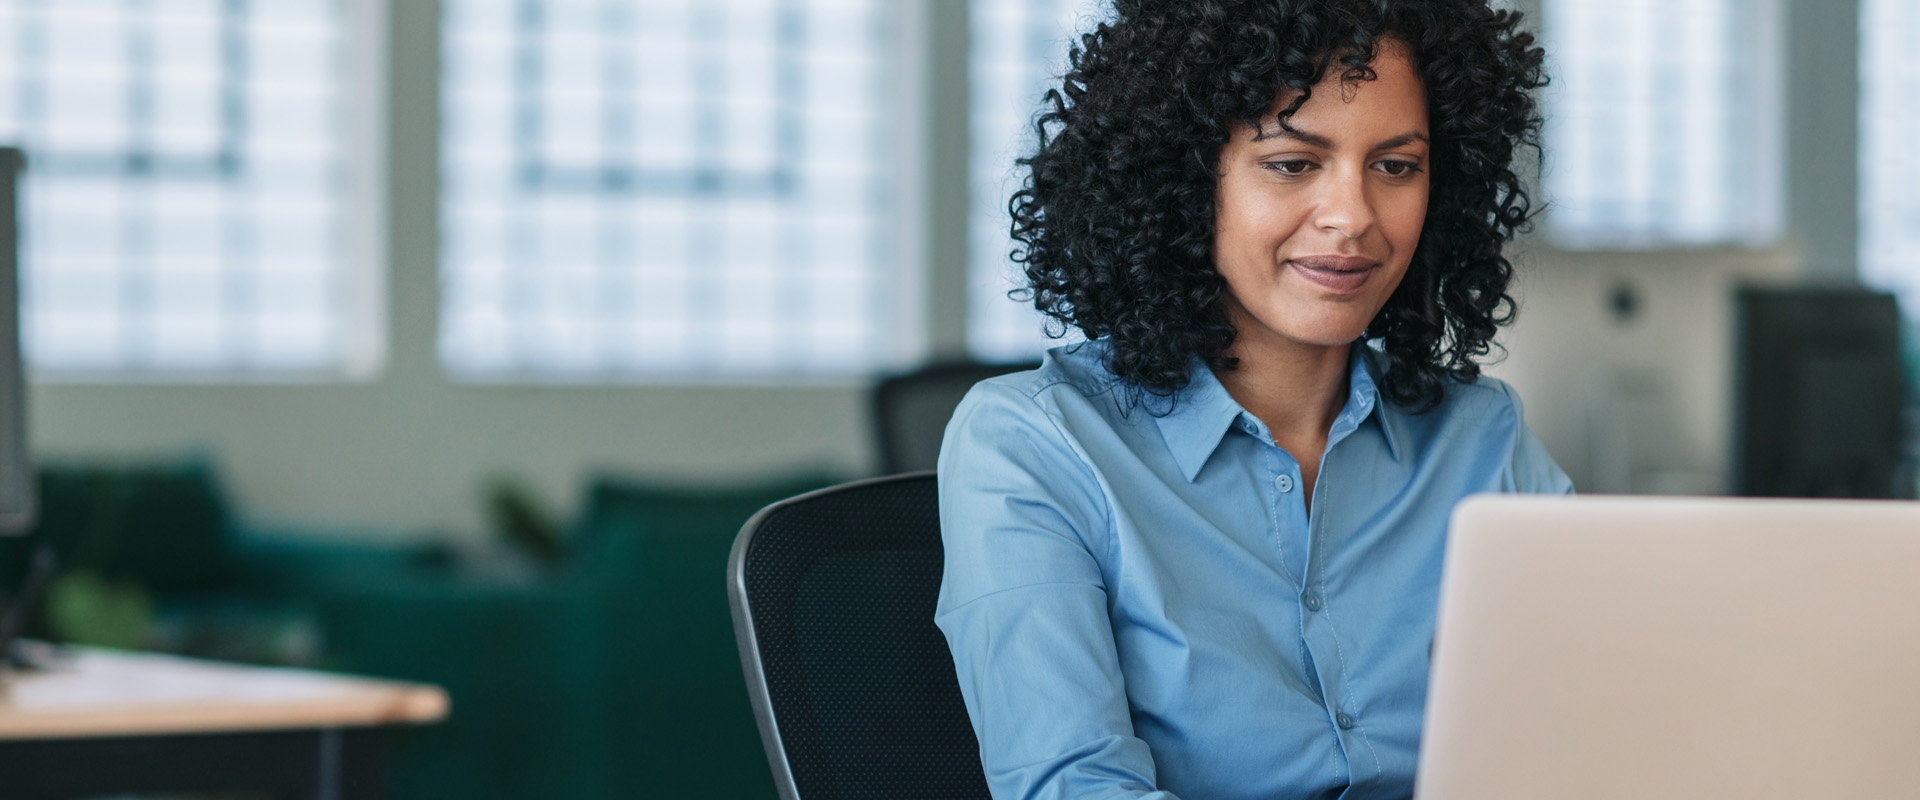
[726, 471, 939, 800]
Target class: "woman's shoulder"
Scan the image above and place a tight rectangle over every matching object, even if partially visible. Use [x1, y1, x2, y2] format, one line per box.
[1358, 345, 1529, 429]
[1439, 372, 1529, 422]
[937, 344, 1122, 550]
[1364, 352, 1571, 493]
[953, 340, 1129, 425]
[975, 340, 1116, 397]
[940, 340, 1145, 475]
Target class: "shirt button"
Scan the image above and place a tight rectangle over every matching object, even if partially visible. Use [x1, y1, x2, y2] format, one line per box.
[1337, 712, 1355, 730]
[1303, 592, 1323, 612]
[1275, 474, 1295, 493]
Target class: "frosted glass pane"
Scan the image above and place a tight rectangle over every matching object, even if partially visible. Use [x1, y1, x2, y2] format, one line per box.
[440, 0, 894, 379]
[1542, 0, 1780, 248]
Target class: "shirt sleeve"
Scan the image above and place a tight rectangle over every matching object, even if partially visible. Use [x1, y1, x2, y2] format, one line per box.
[935, 381, 1184, 800]
[1493, 379, 1576, 495]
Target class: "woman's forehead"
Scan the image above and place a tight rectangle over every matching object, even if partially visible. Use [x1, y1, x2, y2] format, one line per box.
[1243, 44, 1429, 142]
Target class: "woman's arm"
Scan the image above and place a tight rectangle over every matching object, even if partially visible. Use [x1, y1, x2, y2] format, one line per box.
[1493, 379, 1575, 495]
[935, 381, 1183, 800]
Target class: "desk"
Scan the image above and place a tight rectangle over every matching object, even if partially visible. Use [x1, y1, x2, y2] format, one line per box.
[0, 647, 448, 800]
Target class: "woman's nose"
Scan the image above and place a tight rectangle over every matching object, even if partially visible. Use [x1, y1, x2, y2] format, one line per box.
[1314, 168, 1376, 240]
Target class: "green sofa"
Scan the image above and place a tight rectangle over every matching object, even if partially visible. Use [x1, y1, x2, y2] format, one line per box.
[4, 461, 843, 800]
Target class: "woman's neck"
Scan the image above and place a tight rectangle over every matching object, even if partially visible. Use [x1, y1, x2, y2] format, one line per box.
[1212, 338, 1351, 445]
[1211, 331, 1353, 511]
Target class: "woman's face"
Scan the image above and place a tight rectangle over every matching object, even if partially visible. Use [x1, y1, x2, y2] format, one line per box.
[1212, 41, 1430, 357]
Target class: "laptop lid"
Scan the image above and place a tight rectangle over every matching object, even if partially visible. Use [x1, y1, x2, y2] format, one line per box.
[1417, 494, 1920, 800]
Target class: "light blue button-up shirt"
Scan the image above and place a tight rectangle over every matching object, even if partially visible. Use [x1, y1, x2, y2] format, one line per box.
[936, 340, 1572, 800]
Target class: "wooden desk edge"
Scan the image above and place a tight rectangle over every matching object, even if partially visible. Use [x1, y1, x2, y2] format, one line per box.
[0, 683, 448, 740]
[0, 650, 451, 740]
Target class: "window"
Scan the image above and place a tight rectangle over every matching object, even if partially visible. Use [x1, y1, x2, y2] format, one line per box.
[439, 0, 895, 379]
[1540, 0, 1780, 248]
[1860, 0, 1920, 321]
[966, 0, 1102, 363]
[0, 0, 366, 376]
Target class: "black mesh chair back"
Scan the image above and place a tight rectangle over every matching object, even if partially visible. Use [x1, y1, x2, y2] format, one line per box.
[872, 361, 1039, 474]
[728, 472, 991, 800]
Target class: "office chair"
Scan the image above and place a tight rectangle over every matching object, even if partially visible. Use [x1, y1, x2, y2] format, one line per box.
[727, 472, 991, 800]
[872, 361, 1038, 474]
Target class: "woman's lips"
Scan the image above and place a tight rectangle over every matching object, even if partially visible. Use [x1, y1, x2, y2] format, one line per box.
[1287, 255, 1377, 294]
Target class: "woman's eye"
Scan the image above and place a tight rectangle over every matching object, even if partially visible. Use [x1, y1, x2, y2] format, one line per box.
[1376, 160, 1423, 178]
[1264, 160, 1316, 176]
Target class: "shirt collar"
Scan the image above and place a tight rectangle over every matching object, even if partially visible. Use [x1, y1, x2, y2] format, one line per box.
[1152, 343, 1402, 483]
[1151, 359, 1245, 483]
[1342, 345, 1402, 463]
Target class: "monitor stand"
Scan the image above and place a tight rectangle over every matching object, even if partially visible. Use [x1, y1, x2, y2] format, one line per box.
[0, 543, 58, 672]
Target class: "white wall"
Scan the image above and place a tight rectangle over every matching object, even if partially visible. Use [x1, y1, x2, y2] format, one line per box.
[28, 379, 872, 540]
[1488, 244, 1798, 494]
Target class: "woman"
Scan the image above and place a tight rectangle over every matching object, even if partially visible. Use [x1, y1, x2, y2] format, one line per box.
[935, 2, 1568, 799]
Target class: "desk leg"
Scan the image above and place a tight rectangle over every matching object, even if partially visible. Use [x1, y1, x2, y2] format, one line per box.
[316, 727, 390, 800]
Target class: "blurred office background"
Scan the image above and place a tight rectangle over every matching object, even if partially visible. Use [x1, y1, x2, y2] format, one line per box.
[0, 0, 1913, 797]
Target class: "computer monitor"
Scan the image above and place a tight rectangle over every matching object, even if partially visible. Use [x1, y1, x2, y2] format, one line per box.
[0, 147, 28, 533]
[1732, 286, 1908, 498]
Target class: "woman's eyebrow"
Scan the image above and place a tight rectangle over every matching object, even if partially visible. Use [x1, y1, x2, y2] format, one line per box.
[1254, 122, 1333, 147]
[1373, 131, 1431, 149]
[1253, 124, 1430, 151]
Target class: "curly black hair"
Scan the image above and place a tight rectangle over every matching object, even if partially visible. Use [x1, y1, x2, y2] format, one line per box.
[1010, 0, 1547, 412]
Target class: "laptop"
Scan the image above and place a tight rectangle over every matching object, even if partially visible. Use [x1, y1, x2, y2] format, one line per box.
[1417, 494, 1920, 800]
